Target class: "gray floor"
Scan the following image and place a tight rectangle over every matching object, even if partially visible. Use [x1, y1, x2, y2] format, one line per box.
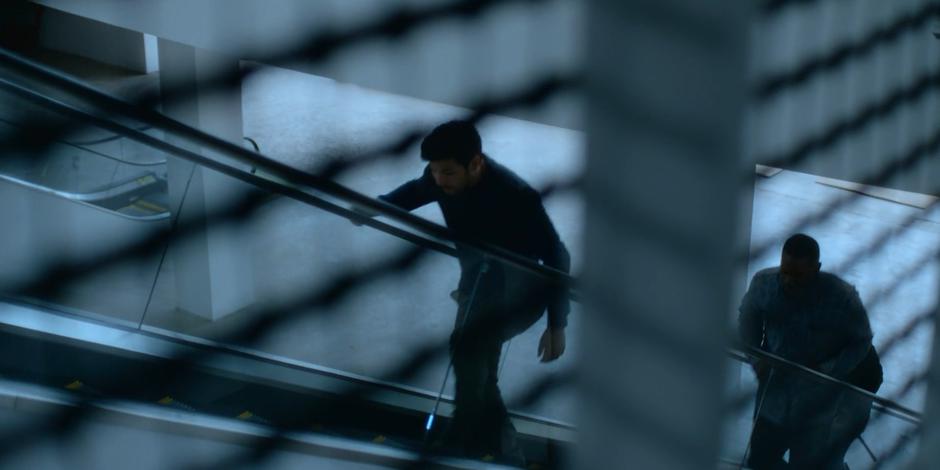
[6, 50, 936, 467]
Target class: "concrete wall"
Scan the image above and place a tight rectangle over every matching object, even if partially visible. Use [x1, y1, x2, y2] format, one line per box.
[31, 0, 581, 130]
[749, 0, 940, 195]
[38, 7, 158, 73]
[579, 0, 750, 468]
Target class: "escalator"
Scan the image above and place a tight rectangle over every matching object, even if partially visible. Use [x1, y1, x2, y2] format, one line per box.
[0, 49, 574, 468]
[0, 298, 569, 468]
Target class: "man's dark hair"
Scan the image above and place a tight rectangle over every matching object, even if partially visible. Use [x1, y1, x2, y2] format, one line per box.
[420, 120, 481, 166]
[783, 233, 820, 263]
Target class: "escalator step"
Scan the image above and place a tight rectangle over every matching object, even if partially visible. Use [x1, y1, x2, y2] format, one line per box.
[235, 409, 271, 425]
[132, 199, 167, 213]
[155, 395, 198, 413]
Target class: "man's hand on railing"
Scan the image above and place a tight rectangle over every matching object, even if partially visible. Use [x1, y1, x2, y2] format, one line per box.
[538, 327, 566, 363]
[350, 205, 379, 226]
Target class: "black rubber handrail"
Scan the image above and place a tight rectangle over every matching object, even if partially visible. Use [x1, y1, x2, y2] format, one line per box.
[728, 345, 921, 425]
[0, 115, 165, 167]
[0, 172, 169, 222]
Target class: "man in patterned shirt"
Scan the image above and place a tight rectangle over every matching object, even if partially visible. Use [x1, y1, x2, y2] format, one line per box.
[739, 234, 881, 469]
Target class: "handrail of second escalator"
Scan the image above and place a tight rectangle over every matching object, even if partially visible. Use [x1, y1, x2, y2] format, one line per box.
[0, 115, 165, 167]
[0, 172, 168, 222]
[728, 344, 921, 425]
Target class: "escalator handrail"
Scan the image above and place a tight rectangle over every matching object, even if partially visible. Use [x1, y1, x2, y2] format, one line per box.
[0, 48, 922, 429]
[0, 115, 166, 167]
[0, 172, 169, 221]
[0, 295, 575, 437]
[56, 124, 152, 146]
[727, 344, 922, 425]
[0, 47, 575, 293]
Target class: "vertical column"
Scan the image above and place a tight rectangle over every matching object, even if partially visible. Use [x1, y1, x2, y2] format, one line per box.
[910, 18, 940, 470]
[38, 8, 155, 73]
[578, 1, 751, 469]
[914, 299, 940, 467]
[157, 38, 254, 321]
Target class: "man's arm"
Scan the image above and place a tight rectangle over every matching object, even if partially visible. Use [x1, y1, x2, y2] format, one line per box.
[819, 287, 873, 380]
[526, 190, 571, 329]
[378, 169, 436, 211]
[524, 190, 571, 363]
[352, 172, 435, 226]
[738, 277, 765, 350]
[738, 275, 768, 375]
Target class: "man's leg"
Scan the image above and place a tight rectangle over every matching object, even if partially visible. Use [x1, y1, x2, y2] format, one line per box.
[481, 338, 526, 465]
[747, 416, 790, 470]
[450, 329, 504, 456]
[790, 395, 872, 470]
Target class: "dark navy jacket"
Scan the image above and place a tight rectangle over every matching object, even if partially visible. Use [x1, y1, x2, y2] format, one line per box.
[379, 156, 571, 330]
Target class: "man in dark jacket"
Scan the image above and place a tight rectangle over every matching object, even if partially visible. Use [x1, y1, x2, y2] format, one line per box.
[739, 234, 882, 469]
[377, 120, 571, 461]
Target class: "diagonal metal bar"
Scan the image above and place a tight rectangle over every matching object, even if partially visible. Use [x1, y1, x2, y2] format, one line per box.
[735, 344, 923, 424]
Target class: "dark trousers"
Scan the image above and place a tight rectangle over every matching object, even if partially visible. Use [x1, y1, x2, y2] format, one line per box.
[442, 307, 540, 465]
[442, 266, 547, 462]
[747, 394, 872, 470]
[446, 329, 522, 461]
